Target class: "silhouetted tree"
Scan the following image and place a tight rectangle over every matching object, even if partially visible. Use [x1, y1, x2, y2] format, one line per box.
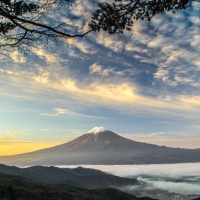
[0, 0, 91, 50]
[0, 0, 193, 50]
[90, 0, 192, 34]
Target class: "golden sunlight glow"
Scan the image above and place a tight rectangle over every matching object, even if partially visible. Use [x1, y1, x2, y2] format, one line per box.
[1, 63, 200, 114]
[61, 79, 138, 104]
[60, 78, 194, 111]
[10, 51, 26, 63]
[0, 141, 61, 156]
[32, 47, 58, 63]
[180, 96, 200, 106]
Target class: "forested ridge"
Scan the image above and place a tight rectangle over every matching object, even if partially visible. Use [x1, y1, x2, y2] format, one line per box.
[0, 172, 156, 200]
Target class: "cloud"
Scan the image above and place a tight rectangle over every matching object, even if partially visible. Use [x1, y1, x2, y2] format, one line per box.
[122, 132, 165, 139]
[10, 51, 26, 63]
[58, 79, 200, 118]
[31, 47, 62, 64]
[54, 108, 69, 114]
[89, 63, 102, 74]
[6, 131, 26, 136]
[40, 107, 108, 119]
[179, 96, 200, 107]
[0, 69, 19, 75]
[148, 35, 169, 49]
[61, 79, 140, 105]
[1, 49, 200, 122]
[95, 32, 124, 52]
[40, 108, 68, 117]
[49, 135, 74, 142]
[57, 163, 200, 179]
[2, 61, 200, 118]
[68, 38, 98, 54]
[121, 132, 200, 149]
[139, 177, 200, 194]
[68, 130, 86, 135]
[89, 63, 141, 77]
[119, 6, 200, 89]
[70, 0, 94, 18]
[40, 113, 59, 116]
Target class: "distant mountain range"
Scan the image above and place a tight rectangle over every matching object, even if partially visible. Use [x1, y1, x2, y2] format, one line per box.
[0, 126, 200, 165]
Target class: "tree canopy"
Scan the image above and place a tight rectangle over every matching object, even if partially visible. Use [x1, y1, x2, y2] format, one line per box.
[0, 0, 193, 50]
[90, 0, 192, 34]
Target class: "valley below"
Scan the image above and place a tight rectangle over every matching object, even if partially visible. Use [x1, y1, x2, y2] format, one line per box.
[1, 163, 200, 200]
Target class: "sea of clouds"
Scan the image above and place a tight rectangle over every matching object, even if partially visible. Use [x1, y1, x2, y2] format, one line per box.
[56, 163, 200, 195]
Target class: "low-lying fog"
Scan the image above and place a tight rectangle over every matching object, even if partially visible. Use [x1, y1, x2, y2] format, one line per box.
[56, 163, 200, 196]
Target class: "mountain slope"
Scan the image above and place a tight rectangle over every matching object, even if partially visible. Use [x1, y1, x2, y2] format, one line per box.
[49, 130, 158, 152]
[0, 128, 200, 165]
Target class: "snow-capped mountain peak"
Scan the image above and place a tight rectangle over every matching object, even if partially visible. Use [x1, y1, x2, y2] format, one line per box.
[87, 126, 108, 134]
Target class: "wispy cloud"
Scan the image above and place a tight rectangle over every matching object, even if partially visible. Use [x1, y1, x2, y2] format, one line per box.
[6, 131, 26, 136]
[57, 163, 200, 179]
[54, 108, 69, 114]
[95, 32, 124, 52]
[4, 129, 29, 137]
[68, 129, 86, 135]
[138, 177, 200, 194]
[40, 108, 68, 117]
[40, 107, 108, 119]
[0, 69, 19, 75]
[10, 50, 26, 63]
[40, 113, 59, 116]
[122, 132, 200, 149]
[2, 61, 200, 118]
[89, 63, 140, 76]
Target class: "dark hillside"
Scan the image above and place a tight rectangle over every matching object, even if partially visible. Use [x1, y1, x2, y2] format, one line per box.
[0, 173, 156, 200]
[0, 164, 139, 189]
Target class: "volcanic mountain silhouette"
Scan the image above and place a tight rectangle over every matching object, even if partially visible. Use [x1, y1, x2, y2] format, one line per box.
[1, 127, 200, 166]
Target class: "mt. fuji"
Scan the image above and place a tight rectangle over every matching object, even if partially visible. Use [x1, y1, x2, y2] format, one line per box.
[1, 127, 200, 166]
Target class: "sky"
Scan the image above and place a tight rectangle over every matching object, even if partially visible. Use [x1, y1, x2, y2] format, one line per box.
[0, 0, 200, 155]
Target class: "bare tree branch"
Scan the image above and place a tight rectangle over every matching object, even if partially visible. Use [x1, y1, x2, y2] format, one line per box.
[0, 0, 91, 51]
